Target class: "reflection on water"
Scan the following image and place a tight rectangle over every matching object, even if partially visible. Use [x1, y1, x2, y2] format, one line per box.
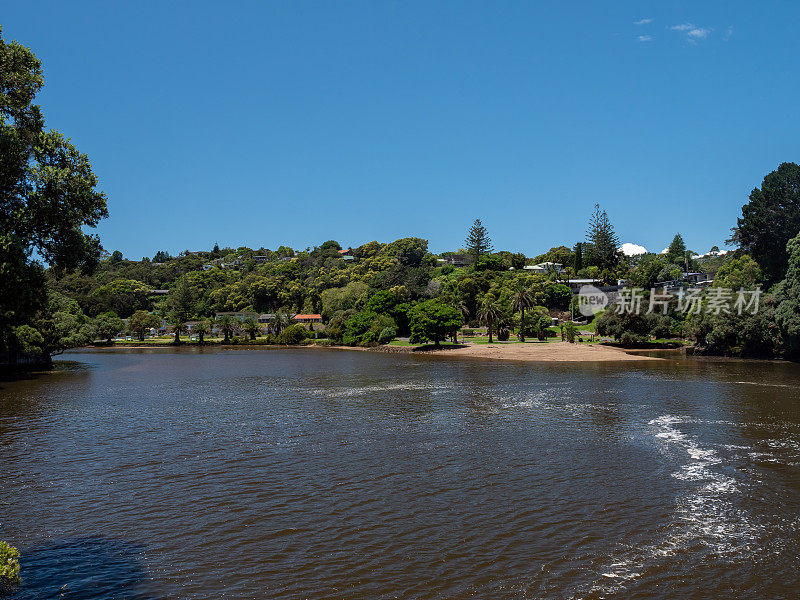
[1, 347, 800, 599]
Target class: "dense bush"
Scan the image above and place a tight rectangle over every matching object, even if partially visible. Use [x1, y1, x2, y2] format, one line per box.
[0, 540, 20, 586]
[278, 324, 309, 345]
[342, 310, 396, 346]
[378, 327, 397, 344]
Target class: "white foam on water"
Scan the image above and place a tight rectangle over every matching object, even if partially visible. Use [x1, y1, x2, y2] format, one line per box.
[313, 381, 454, 398]
[583, 414, 759, 598]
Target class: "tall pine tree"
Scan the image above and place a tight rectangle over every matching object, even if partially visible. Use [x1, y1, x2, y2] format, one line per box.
[465, 219, 493, 263]
[585, 204, 620, 270]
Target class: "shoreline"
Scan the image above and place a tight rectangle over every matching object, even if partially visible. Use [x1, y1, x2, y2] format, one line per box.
[72, 341, 664, 362]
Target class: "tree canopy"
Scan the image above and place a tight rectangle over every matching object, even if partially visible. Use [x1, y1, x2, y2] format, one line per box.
[1, 28, 107, 364]
[732, 162, 800, 284]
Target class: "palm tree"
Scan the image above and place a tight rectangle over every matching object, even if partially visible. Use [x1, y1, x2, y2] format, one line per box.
[170, 317, 187, 345]
[194, 320, 210, 345]
[242, 317, 260, 341]
[511, 286, 535, 342]
[270, 310, 292, 335]
[477, 300, 503, 344]
[216, 315, 236, 344]
[453, 300, 470, 343]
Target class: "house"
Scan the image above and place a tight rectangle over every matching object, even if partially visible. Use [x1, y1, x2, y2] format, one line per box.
[524, 262, 563, 273]
[202, 263, 215, 271]
[445, 254, 471, 267]
[683, 272, 711, 285]
[149, 289, 169, 296]
[253, 255, 270, 264]
[258, 313, 276, 323]
[338, 247, 354, 256]
[293, 314, 322, 324]
[214, 311, 259, 322]
[220, 259, 244, 269]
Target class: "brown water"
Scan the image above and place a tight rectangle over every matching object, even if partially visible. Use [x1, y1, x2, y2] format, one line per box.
[2, 348, 800, 599]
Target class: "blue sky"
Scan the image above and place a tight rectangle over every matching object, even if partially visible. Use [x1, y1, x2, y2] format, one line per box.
[4, 1, 799, 258]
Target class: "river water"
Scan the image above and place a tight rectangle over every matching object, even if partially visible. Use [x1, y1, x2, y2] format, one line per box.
[1, 348, 800, 599]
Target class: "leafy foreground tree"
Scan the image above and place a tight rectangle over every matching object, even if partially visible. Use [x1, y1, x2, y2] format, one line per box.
[732, 162, 800, 285]
[409, 300, 463, 347]
[0, 28, 108, 366]
[0, 540, 21, 587]
[465, 219, 493, 264]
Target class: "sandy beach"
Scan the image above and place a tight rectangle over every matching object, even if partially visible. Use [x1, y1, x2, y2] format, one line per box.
[423, 341, 662, 362]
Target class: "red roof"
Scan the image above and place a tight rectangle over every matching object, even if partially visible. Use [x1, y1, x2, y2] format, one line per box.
[294, 314, 322, 320]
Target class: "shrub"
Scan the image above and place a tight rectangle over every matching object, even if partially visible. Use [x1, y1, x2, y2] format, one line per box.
[497, 328, 510, 341]
[0, 540, 20, 586]
[279, 323, 309, 345]
[564, 321, 577, 343]
[378, 327, 397, 344]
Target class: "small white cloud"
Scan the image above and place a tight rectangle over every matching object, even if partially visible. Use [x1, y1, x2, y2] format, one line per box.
[687, 27, 710, 39]
[619, 243, 648, 256]
[660, 248, 669, 254]
[670, 22, 712, 43]
[634, 18, 653, 25]
[637, 35, 653, 42]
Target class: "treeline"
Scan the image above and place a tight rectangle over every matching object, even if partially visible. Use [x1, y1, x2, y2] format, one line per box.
[4, 28, 800, 364]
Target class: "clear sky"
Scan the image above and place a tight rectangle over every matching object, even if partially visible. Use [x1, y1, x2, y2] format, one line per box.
[4, 1, 799, 259]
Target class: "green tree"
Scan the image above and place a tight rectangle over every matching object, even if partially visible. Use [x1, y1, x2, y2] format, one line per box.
[732, 162, 800, 284]
[0, 29, 108, 365]
[477, 298, 503, 344]
[193, 320, 210, 344]
[465, 219, 493, 263]
[511, 285, 535, 342]
[216, 315, 237, 344]
[409, 300, 463, 347]
[574, 242, 583, 272]
[93, 312, 124, 344]
[0, 540, 21, 586]
[167, 277, 194, 344]
[666, 233, 687, 266]
[91, 278, 150, 317]
[586, 204, 620, 271]
[128, 310, 160, 341]
[279, 323, 308, 345]
[564, 321, 577, 343]
[242, 317, 260, 341]
[713, 254, 762, 289]
[776, 230, 800, 358]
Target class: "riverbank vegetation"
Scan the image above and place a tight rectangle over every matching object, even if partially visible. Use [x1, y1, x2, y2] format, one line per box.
[0, 540, 20, 589]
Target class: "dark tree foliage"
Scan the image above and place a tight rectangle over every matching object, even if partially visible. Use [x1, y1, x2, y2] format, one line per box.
[1, 28, 107, 364]
[585, 204, 620, 270]
[776, 230, 800, 358]
[732, 162, 800, 285]
[465, 219, 493, 263]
